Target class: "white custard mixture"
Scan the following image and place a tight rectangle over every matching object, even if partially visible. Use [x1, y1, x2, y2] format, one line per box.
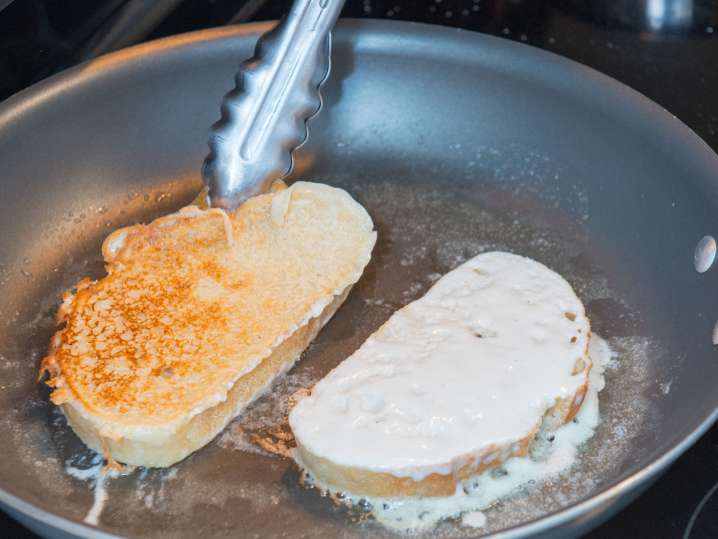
[299, 335, 612, 532]
[291, 252, 591, 479]
[290, 251, 609, 532]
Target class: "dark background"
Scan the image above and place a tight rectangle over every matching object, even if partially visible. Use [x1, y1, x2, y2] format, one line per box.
[1, 1, 718, 537]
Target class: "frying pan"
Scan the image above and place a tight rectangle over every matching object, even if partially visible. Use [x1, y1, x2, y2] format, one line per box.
[1, 19, 717, 539]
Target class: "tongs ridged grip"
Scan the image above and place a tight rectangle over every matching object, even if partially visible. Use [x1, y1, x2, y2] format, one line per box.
[203, 0, 345, 210]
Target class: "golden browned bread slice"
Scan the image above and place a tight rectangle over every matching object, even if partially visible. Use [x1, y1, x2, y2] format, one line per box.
[40, 181, 376, 467]
[289, 252, 591, 497]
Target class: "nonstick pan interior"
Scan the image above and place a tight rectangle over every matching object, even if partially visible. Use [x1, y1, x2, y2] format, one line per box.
[1, 20, 718, 539]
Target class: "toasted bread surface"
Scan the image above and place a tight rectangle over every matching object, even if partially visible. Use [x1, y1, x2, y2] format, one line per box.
[290, 252, 591, 497]
[40, 182, 376, 465]
[63, 288, 351, 467]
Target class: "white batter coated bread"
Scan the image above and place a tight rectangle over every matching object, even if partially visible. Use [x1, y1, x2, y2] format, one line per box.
[289, 252, 591, 497]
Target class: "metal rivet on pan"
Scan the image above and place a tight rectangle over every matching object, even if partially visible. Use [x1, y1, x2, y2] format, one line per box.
[713, 321, 718, 346]
[694, 235, 716, 273]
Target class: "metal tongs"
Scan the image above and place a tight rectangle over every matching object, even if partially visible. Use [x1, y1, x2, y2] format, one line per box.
[202, 0, 346, 210]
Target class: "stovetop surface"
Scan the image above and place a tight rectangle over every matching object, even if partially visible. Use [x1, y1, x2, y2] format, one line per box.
[1, 1, 717, 538]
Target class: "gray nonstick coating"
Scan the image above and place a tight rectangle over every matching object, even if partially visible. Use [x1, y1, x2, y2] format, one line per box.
[1, 19, 717, 539]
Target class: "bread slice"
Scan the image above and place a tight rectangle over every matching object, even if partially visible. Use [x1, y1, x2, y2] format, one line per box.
[289, 252, 591, 497]
[40, 181, 376, 467]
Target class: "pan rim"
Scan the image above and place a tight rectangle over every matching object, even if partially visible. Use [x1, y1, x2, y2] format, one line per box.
[1, 18, 718, 539]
